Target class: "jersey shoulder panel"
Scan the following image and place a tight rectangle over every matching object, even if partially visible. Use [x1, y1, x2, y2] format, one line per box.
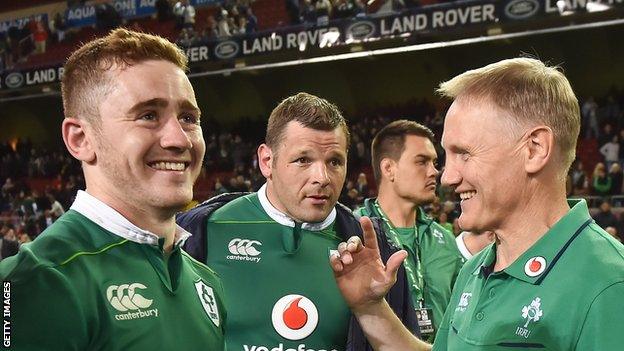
[208, 193, 269, 223]
[0, 210, 127, 282]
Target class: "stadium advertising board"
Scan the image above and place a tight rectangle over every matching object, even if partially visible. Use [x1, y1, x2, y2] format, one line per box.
[65, 0, 219, 28]
[0, 14, 48, 33]
[184, 0, 502, 62]
[1, 66, 63, 90]
[3, 0, 623, 90]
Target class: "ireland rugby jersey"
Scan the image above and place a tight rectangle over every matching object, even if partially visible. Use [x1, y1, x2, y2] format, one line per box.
[434, 199, 624, 350]
[0, 191, 226, 351]
[206, 185, 350, 351]
[356, 198, 464, 339]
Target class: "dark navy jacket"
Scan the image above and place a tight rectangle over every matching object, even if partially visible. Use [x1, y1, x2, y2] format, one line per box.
[176, 192, 420, 350]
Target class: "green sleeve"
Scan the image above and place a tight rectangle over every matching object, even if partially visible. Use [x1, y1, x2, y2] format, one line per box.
[1, 255, 88, 350]
[575, 281, 624, 350]
[431, 303, 451, 351]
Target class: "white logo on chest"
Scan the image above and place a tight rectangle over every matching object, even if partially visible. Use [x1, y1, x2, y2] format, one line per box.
[455, 292, 472, 312]
[516, 297, 543, 338]
[226, 238, 262, 263]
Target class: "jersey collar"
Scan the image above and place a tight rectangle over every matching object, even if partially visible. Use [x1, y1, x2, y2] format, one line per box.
[474, 199, 592, 284]
[70, 190, 191, 247]
[258, 183, 336, 231]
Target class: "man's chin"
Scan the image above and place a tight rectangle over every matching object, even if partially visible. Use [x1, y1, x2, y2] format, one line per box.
[298, 208, 332, 224]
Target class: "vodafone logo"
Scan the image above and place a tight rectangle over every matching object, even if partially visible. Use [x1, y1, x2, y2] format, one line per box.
[524, 256, 547, 277]
[271, 294, 319, 340]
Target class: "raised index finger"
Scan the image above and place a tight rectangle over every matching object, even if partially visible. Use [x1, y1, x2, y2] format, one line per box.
[359, 216, 379, 251]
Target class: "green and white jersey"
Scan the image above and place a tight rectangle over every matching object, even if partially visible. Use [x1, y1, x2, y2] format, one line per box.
[356, 200, 464, 339]
[434, 199, 624, 350]
[0, 191, 226, 351]
[206, 185, 350, 351]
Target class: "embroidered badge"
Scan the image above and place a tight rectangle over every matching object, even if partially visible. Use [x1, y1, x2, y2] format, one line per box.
[515, 297, 543, 338]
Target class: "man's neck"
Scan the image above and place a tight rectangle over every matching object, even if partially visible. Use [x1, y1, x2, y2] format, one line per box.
[86, 188, 178, 253]
[492, 191, 569, 271]
[376, 190, 419, 228]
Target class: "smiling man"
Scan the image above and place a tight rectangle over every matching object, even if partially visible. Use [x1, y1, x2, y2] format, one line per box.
[354, 120, 464, 341]
[178, 92, 415, 351]
[330, 58, 624, 351]
[0, 29, 225, 350]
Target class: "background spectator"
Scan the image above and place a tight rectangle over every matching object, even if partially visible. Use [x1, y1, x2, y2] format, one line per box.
[595, 200, 618, 230]
[592, 162, 612, 196]
[600, 135, 619, 169]
[610, 163, 623, 196]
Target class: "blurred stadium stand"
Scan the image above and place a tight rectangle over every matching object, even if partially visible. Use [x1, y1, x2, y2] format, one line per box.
[1, 0, 624, 248]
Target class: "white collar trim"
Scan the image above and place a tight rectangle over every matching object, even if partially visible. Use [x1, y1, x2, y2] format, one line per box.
[70, 190, 191, 247]
[456, 231, 473, 260]
[257, 183, 336, 231]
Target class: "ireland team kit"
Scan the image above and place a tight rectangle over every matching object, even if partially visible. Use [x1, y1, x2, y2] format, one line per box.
[0, 191, 226, 350]
[205, 185, 350, 351]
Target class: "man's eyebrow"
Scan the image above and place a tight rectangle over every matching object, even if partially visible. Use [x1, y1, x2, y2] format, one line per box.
[127, 98, 201, 115]
[178, 100, 201, 114]
[127, 98, 168, 115]
[413, 153, 435, 160]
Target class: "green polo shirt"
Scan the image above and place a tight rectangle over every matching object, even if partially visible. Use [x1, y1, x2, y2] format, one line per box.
[434, 199, 624, 350]
[356, 199, 464, 340]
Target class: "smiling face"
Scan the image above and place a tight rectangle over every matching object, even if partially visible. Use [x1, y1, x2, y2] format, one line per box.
[86, 60, 205, 217]
[441, 97, 525, 233]
[261, 121, 348, 223]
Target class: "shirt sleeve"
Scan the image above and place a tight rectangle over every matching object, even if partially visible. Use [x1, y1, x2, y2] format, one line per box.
[431, 304, 451, 351]
[575, 281, 624, 351]
[1, 255, 88, 350]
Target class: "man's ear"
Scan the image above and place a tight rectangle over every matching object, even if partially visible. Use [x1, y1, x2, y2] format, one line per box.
[380, 158, 396, 182]
[62, 118, 96, 163]
[257, 143, 273, 179]
[524, 126, 554, 174]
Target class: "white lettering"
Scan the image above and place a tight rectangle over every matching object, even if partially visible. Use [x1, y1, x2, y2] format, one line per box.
[432, 5, 495, 28]
[68, 6, 95, 21]
[244, 344, 337, 351]
[26, 68, 57, 85]
[286, 33, 297, 48]
[186, 46, 209, 62]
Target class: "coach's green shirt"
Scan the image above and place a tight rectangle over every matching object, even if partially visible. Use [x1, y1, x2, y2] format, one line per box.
[434, 199, 624, 350]
[206, 185, 350, 351]
[356, 199, 464, 339]
[0, 191, 226, 351]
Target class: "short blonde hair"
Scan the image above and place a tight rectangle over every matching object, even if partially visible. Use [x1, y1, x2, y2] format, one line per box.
[437, 57, 580, 171]
[61, 28, 188, 125]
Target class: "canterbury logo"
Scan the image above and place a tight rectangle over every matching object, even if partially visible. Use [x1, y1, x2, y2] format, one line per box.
[228, 238, 262, 256]
[106, 283, 153, 312]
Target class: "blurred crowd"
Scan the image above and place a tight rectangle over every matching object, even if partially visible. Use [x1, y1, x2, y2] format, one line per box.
[173, 0, 259, 46]
[3, 91, 624, 258]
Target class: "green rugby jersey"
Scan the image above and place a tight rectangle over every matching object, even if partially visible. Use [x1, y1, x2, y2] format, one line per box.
[434, 199, 624, 350]
[206, 186, 350, 351]
[0, 191, 226, 351]
[356, 199, 464, 339]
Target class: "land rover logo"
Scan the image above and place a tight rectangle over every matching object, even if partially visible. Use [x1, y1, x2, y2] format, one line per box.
[504, 0, 539, 20]
[214, 41, 239, 59]
[347, 21, 375, 40]
[4, 72, 24, 89]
